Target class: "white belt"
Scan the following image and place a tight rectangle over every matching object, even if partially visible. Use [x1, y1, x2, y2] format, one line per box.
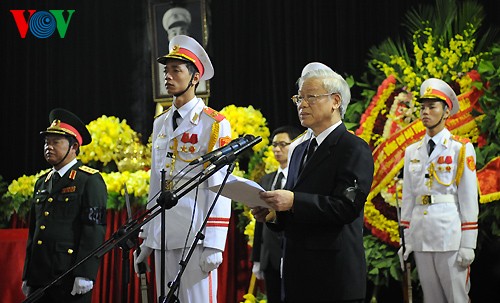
[417, 194, 456, 205]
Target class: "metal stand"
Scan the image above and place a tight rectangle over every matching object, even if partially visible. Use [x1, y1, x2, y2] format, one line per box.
[159, 161, 236, 303]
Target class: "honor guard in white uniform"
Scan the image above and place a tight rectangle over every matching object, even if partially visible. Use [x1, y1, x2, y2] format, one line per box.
[400, 78, 479, 303]
[134, 35, 232, 303]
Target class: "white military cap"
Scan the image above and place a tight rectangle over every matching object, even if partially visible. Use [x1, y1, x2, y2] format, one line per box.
[419, 78, 459, 115]
[157, 35, 214, 81]
[162, 7, 191, 31]
[301, 62, 333, 76]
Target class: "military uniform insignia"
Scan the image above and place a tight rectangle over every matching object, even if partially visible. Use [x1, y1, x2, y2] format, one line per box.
[79, 165, 99, 174]
[438, 156, 445, 164]
[192, 113, 199, 123]
[219, 136, 231, 147]
[203, 107, 226, 122]
[181, 132, 199, 144]
[181, 133, 190, 143]
[69, 170, 77, 180]
[445, 156, 452, 164]
[467, 156, 476, 171]
[451, 135, 471, 144]
[188, 146, 196, 153]
[410, 159, 420, 163]
[62, 186, 76, 193]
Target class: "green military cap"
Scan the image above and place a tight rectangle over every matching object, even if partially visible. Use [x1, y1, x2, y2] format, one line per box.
[40, 108, 92, 146]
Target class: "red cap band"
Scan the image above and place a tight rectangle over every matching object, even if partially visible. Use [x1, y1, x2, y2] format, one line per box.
[176, 48, 204, 77]
[59, 122, 83, 145]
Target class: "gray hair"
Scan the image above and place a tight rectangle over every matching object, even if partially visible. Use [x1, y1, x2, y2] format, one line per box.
[298, 69, 351, 118]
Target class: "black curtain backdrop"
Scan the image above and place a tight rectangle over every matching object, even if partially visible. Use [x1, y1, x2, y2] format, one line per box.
[1, 0, 499, 182]
[2, 1, 500, 302]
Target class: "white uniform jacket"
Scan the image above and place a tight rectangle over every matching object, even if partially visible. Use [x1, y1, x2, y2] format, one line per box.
[401, 128, 478, 251]
[142, 98, 232, 251]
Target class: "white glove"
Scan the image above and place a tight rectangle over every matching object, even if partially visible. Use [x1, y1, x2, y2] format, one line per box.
[200, 248, 223, 273]
[397, 244, 413, 270]
[21, 280, 31, 297]
[133, 244, 153, 276]
[252, 262, 264, 280]
[457, 247, 475, 268]
[70, 277, 93, 295]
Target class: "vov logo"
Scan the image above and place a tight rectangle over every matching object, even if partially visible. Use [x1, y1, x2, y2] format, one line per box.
[10, 10, 75, 39]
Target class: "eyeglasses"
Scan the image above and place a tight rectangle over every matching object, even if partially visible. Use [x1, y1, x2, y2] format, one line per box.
[291, 92, 337, 106]
[271, 141, 291, 148]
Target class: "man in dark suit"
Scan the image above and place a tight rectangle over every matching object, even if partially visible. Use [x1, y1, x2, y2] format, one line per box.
[22, 108, 107, 303]
[253, 65, 374, 302]
[252, 125, 301, 303]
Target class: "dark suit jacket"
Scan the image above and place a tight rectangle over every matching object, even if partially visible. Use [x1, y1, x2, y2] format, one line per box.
[23, 161, 107, 289]
[269, 123, 374, 302]
[252, 172, 283, 271]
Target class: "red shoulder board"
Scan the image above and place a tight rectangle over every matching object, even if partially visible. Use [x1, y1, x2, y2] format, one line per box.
[203, 107, 226, 122]
[451, 135, 470, 145]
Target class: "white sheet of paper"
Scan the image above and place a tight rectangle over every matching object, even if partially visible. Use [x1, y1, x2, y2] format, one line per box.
[207, 175, 271, 208]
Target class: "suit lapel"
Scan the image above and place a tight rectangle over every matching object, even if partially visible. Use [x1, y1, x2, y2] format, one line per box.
[286, 142, 307, 189]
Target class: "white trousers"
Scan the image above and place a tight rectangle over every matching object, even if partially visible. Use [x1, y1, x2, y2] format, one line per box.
[414, 251, 471, 303]
[154, 246, 218, 303]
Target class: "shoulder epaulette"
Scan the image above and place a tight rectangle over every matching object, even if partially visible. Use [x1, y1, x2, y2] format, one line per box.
[154, 107, 171, 119]
[79, 165, 99, 174]
[451, 135, 470, 145]
[203, 107, 225, 122]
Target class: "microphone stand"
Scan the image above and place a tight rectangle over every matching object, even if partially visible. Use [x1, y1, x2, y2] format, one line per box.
[160, 159, 237, 303]
[22, 161, 227, 303]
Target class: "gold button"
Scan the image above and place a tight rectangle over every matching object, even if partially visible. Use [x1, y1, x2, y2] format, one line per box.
[65, 198, 69, 202]
[37, 240, 42, 245]
[67, 249, 74, 255]
[48, 197, 53, 202]
[36, 198, 40, 203]
[424, 211, 428, 215]
[44, 211, 50, 216]
[40, 225, 46, 230]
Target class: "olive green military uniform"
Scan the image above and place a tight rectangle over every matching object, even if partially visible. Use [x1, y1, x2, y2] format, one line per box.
[23, 161, 107, 302]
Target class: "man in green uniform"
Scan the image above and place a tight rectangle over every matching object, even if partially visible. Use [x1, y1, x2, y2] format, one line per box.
[22, 108, 107, 303]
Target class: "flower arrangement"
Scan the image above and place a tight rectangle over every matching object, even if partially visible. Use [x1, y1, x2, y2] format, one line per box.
[352, 0, 500, 295]
[220, 105, 274, 247]
[80, 115, 151, 172]
[220, 105, 270, 152]
[1, 169, 50, 225]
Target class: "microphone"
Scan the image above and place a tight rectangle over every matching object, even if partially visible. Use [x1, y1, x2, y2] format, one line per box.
[207, 135, 262, 169]
[189, 135, 256, 166]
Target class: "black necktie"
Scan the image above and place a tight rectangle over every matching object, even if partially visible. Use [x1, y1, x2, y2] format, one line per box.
[52, 172, 60, 183]
[172, 110, 181, 130]
[428, 139, 435, 156]
[274, 171, 284, 190]
[305, 138, 317, 163]
[300, 138, 317, 173]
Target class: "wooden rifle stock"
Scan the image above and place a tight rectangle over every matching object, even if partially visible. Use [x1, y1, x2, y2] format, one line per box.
[402, 261, 413, 303]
